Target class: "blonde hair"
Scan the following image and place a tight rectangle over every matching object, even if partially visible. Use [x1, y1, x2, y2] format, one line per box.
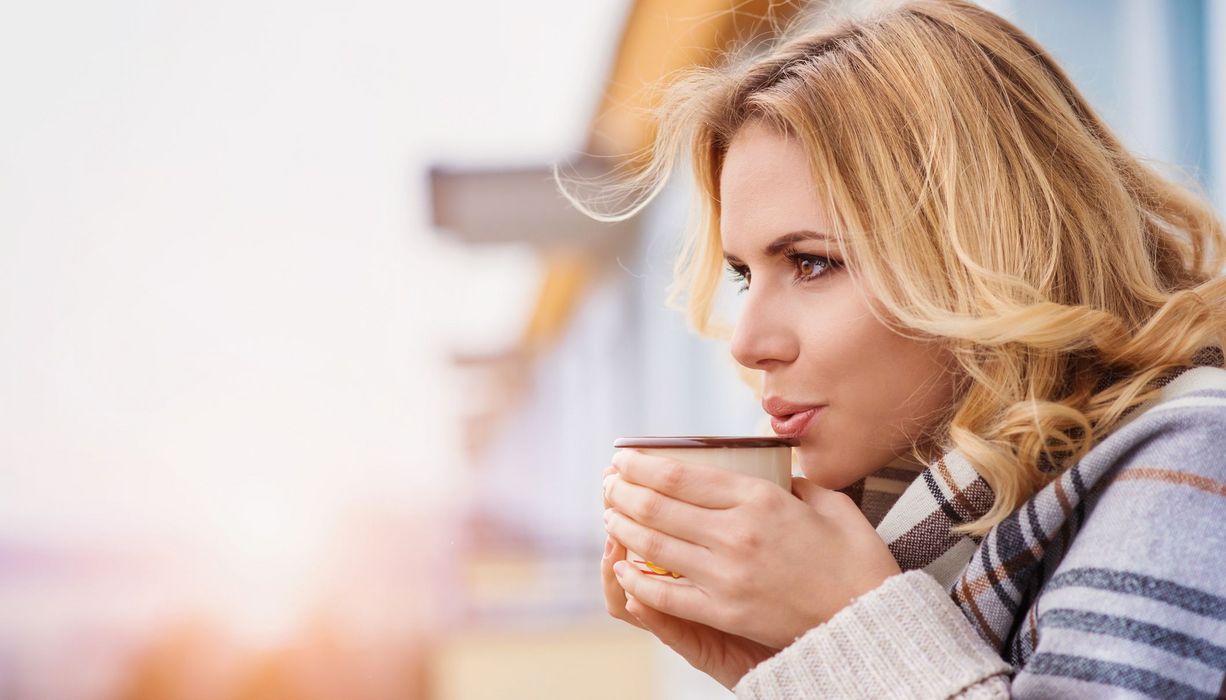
[564, 0, 1226, 536]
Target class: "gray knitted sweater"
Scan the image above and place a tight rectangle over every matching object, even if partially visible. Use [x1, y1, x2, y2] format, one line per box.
[735, 361, 1226, 699]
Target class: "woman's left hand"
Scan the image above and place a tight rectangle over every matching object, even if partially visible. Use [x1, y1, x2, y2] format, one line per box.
[603, 448, 902, 650]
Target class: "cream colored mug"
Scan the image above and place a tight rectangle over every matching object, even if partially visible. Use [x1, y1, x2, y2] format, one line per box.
[611, 436, 796, 583]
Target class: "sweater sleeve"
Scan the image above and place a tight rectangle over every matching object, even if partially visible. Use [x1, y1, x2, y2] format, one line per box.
[733, 570, 1011, 699]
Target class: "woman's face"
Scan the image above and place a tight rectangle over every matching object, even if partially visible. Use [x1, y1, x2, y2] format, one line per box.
[721, 122, 959, 488]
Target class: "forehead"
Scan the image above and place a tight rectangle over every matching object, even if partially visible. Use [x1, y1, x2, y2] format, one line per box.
[718, 122, 832, 253]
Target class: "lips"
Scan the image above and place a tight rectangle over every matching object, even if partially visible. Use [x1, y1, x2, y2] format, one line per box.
[769, 406, 822, 438]
[762, 397, 825, 438]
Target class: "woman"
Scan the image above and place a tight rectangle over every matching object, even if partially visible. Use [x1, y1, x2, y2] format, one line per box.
[582, 0, 1226, 697]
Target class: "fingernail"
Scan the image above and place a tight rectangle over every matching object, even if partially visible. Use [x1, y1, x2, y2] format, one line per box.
[613, 560, 628, 579]
[603, 508, 615, 529]
[602, 474, 615, 500]
[603, 537, 613, 558]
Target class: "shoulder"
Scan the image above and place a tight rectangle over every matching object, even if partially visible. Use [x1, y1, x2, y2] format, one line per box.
[1087, 364, 1226, 484]
[1043, 364, 1226, 598]
[1014, 367, 1226, 697]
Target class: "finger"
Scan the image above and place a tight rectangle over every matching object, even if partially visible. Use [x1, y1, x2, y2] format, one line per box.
[792, 476, 858, 513]
[612, 449, 751, 509]
[602, 465, 616, 507]
[613, 558, 714, 627]
[602, 536, 645, 630]
[604, 508, 713, 581]
[790, 476, 826, 505]
[624, 595, 695, 650]
[625, 598, 754, 692]
[603, 474, 717, 546]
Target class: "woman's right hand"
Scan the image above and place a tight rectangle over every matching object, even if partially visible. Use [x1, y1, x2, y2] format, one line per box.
[599, 463, 777, 688]
[600, 533, 779, 689]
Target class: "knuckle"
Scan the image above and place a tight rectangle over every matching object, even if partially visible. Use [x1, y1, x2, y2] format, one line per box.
[660, 459, 686, 491]
[633, 492, 663, 522]
[748, 480, 780, 506]
[832, 490, 857, 511]
[726, 526, 760, 552]
[640, 528, 664, 558]
[650, 581, 672, 611]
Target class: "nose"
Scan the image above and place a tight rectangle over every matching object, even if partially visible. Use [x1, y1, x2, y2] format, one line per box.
[729, 287, 800, 370]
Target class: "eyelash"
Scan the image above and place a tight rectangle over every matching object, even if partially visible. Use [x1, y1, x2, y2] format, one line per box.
[725, 248, 841, 294]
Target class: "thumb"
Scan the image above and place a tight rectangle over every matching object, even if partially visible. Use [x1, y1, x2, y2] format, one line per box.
[792, 477, 862, 516]
[791, 476, 856, 509]
[790, 476, 828, 505]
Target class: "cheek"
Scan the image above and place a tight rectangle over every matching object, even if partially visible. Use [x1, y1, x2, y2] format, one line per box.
[792, 307, 954, 487]
[883, 336, 957, 410]
[794, 306, 897, 408]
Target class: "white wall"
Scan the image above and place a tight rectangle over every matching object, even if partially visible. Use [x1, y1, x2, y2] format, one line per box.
[0, 1, 627, 693]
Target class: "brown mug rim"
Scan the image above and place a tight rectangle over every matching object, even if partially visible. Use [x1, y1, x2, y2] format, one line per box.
[613, 436, 798, 448]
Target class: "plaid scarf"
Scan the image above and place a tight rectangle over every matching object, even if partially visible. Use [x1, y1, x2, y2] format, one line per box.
[843, 346, 1224, 666]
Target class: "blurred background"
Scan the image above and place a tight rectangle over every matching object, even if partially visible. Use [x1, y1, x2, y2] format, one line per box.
[1, 0, 1223, 698]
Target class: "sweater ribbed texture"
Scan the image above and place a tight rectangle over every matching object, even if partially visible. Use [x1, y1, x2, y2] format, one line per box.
[734, 571, 1011, 699]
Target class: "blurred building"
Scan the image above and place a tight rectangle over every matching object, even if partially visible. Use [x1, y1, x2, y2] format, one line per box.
[428, 2, 804, 697]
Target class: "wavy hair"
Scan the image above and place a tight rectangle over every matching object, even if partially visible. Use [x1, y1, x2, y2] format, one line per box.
[563, 0, 1226, 536]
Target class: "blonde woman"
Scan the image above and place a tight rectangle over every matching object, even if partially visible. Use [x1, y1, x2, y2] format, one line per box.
[586, 0, 1226, 697]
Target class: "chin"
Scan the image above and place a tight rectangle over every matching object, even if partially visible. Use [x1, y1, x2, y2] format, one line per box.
[794, 446, 882, 490]
[795, 447, 857, 491]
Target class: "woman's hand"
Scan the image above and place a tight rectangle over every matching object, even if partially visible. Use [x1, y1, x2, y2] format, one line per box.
[601, 531, 777, 689]
[602, 449, 902, 651]
[601, 463, 777, 688]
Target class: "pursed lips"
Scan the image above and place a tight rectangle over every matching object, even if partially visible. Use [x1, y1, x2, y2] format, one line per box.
[762, 396, 826, 438]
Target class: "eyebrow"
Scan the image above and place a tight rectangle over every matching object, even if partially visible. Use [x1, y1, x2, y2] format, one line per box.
[723, 230, 833, 264]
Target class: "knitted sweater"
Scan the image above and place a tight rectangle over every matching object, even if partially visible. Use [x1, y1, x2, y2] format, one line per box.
[735, 356, 1226, 699]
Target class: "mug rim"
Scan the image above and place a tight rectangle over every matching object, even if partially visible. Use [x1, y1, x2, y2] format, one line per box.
[613, 436, 798, 448]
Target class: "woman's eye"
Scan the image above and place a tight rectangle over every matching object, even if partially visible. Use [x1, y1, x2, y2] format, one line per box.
[726, 264, 751, 293]
[791, 253, 840, 282]
[725, 254, 839, 294]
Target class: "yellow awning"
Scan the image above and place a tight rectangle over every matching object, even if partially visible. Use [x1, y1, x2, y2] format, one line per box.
[523, 0, 802, 350]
